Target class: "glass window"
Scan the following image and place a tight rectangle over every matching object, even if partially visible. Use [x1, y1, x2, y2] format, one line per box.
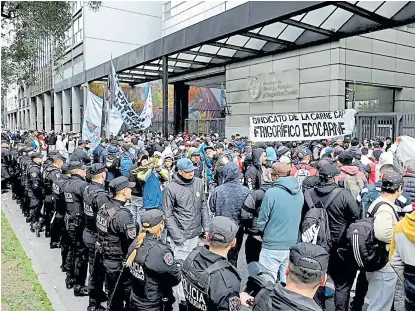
[346, 83, 395, 112]
[165, 1, 171, 19]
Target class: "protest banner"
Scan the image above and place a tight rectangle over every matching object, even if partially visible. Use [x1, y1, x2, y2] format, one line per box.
[110, 62, 153, 130]
[82, 90, 123, 150]
[249, 109, 356, 142]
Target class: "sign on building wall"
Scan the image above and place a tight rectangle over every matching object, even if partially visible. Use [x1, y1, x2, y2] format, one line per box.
[249, 109, 356, 142]
[247, 69, 299, 102]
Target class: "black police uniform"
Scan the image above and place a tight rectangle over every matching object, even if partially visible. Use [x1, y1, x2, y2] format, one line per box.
[43, 165, 62, 241]
[181, 246, 241, 311]
[21, 150, 33, 218]
[27, 158, 44, 235]
[83, 181, 111, 310]
[96, 198, 136, 311]
[1, 145, 11, 191]
[53, 171, 72, 271]
[62, 172, 89, 294]
[9, 146, 20, 199]
[127, 235, 182, 311]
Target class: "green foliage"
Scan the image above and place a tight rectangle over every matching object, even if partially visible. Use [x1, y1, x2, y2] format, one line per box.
[1, 1, 101, 95]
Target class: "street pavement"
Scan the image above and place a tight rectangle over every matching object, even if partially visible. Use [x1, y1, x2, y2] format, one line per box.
[2, 190, 405, 311]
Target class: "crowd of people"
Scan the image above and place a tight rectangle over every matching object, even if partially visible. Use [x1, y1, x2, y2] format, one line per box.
[1, 128, 415, 311]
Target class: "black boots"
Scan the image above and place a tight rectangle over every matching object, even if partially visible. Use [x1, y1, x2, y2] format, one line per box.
[50, 242, 60, 249]
[65, 277, 74, 289]
[74, 285, 89, 297]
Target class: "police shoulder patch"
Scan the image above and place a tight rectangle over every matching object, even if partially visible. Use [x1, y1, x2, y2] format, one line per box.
[125, 223, 137, 239]
[163, 252, 174, 266]
[229, 296, 241, 311]
[31, 172, 38, 178]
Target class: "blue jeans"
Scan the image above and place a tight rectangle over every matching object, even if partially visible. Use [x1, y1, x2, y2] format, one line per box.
[259, 248, 290, 285]
[366, 266, 397, 311]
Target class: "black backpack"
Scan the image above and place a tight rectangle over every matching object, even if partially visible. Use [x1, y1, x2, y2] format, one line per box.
[301, 188, 342, 252]
[343, 201, 399, 272]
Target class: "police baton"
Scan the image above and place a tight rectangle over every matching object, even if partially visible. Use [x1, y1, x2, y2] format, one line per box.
[106, 261, 127, 311]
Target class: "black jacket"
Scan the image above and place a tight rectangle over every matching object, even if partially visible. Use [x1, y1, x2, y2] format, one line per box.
[253, 283, 322, 311]
[69, 147, 91, 165]
[244, 148, 264, 191]
[183, 246, 241, 311]
[403, 173, 415, 205]
[302, 182, 360, 247]
[128, 235, 181, 311]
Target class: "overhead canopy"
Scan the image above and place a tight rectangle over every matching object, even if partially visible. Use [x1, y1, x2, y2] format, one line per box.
[85, 1, 415, 86]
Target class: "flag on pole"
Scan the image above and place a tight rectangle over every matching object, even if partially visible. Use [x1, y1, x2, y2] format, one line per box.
[100, 87, 108, 138]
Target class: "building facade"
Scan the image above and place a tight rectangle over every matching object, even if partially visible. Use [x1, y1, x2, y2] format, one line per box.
[17, 1, 162, 132]
[17, 1, 415, 139]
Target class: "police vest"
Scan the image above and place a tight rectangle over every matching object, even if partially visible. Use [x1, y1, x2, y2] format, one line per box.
[63, 178, 86, 219]
[83, 185, 108, 232]
[182, 248, 231, 311]
[43, 167, 60, 199]
[53, 176, 70, 214]
[96, 202, 123, 259]
[129, 237, 156, 285]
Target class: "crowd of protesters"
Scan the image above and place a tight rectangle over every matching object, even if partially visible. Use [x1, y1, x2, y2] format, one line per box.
[1, 128, 415, 311]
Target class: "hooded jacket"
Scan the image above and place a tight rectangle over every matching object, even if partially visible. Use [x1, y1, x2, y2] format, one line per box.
[390, 212, 415, 303]
[244, 148, 265, 191]
[254, 283, 322, 311]
[162, 174, 210, 245]
[136, 161, 168, 209]
[258, 177, 304, 250]
[209, 162, 249, 224]
[265, 147, 277, 166]
[335, 165, 367, 188]
[302, 182, 360, 247]
[403, 173, 415, 209]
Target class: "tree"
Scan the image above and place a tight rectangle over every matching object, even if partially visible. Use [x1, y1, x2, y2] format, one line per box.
[1, 1, 101, 96]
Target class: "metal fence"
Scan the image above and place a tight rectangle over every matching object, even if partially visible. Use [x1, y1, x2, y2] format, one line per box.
[185, 118, 226, 136]
[355, 112, 415, 141]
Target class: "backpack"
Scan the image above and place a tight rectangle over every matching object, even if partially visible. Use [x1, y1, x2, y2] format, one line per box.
[294, 165, 311, 191]
[344, 201, 399, 272]
[343, 173, 364, 199]
[119, 153, 133, 177]
[301, 188, 342, 252]
[106, 154, 117, 168]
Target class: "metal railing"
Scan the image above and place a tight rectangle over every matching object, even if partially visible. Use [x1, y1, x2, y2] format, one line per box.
[355, 112, 415, 141]
[185, 118, 226, 136]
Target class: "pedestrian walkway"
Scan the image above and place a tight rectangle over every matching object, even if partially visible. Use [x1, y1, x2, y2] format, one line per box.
[2, 191, 89, 311]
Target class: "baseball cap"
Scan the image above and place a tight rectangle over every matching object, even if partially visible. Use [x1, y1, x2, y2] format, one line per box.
[177, 158, 197, 172]
[109, 176, 135, 193]
[61, 163, 70, 174]
[30, 152, 43, 159]
[53, 154, 67, 162]
[67, 161, 87, 171]
[141, 209, 164, 228]
[379, 152, 393, 166]
[298, 147, 311, 159]
[318, 164, 339, 178]
[325, 147, 334, 154]
[89, 163, 107, 175]
[270, 162, 291, 177]
[338, 151, 354, 165]
[209, 216, 239, 244]
[290, 242, 329, 272]
[382, 171, 403, 189]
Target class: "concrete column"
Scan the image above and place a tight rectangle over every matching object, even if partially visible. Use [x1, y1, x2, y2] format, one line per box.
[25, 108, 30, 130]
[6, 115, 9, 129]
[62, 89, 71, 132]
[36, 95, 44, 130]
[44, 93, 52, 132]
[30, 98, 37, 130]
[54, 92, 62, 131]
[71, 86, 81, 133]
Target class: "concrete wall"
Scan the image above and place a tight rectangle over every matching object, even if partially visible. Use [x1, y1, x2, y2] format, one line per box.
[84, 1, 162, 70]
[162, 1, 247, 36]
[225, 27, 415, 137]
